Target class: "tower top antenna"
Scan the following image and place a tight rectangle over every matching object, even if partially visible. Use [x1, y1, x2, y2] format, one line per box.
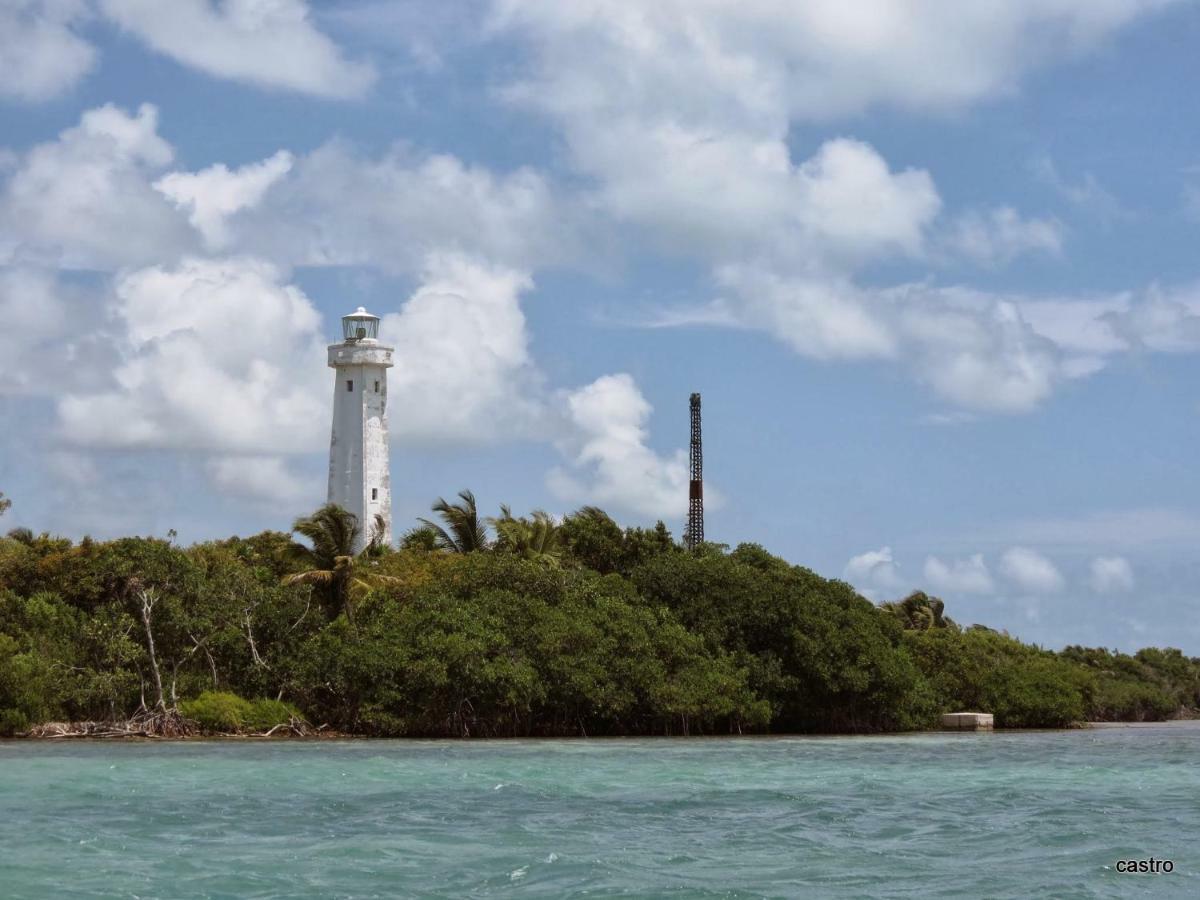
[685, 392, 704, 550]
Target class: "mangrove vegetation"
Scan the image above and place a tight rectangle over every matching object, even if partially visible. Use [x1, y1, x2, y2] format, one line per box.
[0, 494, 1196, 737]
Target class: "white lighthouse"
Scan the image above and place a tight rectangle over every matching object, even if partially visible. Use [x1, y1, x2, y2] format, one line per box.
[327, 306, 393, 551]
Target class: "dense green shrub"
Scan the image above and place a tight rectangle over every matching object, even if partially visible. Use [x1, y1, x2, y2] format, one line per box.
[905, 627, 1095, 727]
[980, 657, 1091, 728]
[1, 507, 1197, 736]
[289, 558, 767, 736]
[632, 544, 936, 731]
[180, 691, 301, 733]
[1059, 645, 1180, 721]
[180, 691, 247, 731]
[1089, 677, 1176, 722]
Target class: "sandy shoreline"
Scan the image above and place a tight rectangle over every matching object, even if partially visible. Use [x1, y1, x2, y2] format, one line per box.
[5, 718, 1200, 741]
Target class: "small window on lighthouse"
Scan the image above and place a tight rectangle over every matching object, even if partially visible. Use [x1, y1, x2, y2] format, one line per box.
[346, 380, 354, 392]
[372, 488, 378, 500]
[374, 380, 379, 393]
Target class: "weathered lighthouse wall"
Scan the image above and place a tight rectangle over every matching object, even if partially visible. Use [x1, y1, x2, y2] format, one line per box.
[327, 342, 393, 551]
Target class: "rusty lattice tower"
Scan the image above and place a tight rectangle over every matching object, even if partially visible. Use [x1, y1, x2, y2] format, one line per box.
[686, 392, 704, 550]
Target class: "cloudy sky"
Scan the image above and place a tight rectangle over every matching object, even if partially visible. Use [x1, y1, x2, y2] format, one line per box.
[2, 0, 1199, 651]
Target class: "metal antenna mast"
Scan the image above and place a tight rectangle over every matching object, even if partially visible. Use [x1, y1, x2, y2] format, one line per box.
[686, 392, 704, 549]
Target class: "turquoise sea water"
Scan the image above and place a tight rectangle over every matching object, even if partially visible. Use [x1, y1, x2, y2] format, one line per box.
[1, 724, 1197, 899]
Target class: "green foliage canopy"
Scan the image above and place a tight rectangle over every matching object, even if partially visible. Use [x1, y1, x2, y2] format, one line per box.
[1, 497, 1196, 736]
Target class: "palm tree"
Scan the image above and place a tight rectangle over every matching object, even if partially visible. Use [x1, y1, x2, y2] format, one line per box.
[417, 489, 489, 553]
[363, 513, 391, 558]
[575, 505, 616, 525]
[491, 506, 564, 565]
[6, 526, 35, 545]
[399, 525, 441, 551]
[284, 505, 395, 621]
[881, 591, 953, 631]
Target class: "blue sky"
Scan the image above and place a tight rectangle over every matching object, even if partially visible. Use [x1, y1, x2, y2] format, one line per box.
[2, 1, 1200, 652]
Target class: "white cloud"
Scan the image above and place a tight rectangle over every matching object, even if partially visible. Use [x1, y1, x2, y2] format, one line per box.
[35, 246, 642, 509]
[489, 2, 1188, 416]
[555, 126, 939, 265]
[843, 546, 904, 599]
[716, 268, 897, 361]
[923, 553, 995, 594]
[495, 1, 1180, 121]
[797, 139, 940, 261]
[712, 274, 1065, 412]
[322, 0, 483, 69]
[496, 4, 979, 273]
[489, 0, 1176, 282]
[944, 207, 1063, 267]
[1000, 546, 1066, 593]
[0, 0, 95, 102]
[206, 455, 316, 506]
[0, 103, 193, 269]
[155, 150, 293, 249]
[232, 141, 572, 274]
[1019, 285, 1200, 368]
[1099, 283, 1200, 353]
[1017, 295, 1132, 359]
[0, 104, 567, 279]
[99, 0, 376, 98]
[0, 266, 115, 395]
[0, 1, 379, 103]
[1031, 155, 1127, 224]
[381, 252, 545, 444]
[1090, 555, 1135, 593]
[57, 256, 327, 455]
[898, 288, 1064, 413]
[650, 261, 1200, 416]
[548, 373, 690, 521]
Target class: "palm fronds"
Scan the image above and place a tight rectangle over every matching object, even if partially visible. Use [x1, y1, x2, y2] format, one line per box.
[491, 508, 564, 565]
[418, 489, 489, 553]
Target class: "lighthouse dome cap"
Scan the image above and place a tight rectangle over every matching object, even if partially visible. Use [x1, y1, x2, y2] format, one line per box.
[344, 306, 380, 320]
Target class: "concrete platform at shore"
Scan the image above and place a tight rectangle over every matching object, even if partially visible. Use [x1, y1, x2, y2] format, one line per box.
[941, 712, 994, 730]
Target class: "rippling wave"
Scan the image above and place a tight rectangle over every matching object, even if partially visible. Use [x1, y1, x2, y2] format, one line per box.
[1, 724, 1197, 898]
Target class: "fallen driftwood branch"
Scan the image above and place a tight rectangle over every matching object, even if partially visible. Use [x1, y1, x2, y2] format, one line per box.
[24, 712, 314, 739]
[253, 716, 311, 738]
[25, 707, 196, 739]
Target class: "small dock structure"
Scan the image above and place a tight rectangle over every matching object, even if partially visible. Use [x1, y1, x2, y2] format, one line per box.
[942, 712, 994, 731]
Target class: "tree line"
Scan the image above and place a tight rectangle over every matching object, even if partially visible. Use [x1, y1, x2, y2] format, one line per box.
[0, 491, 1196, 736]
